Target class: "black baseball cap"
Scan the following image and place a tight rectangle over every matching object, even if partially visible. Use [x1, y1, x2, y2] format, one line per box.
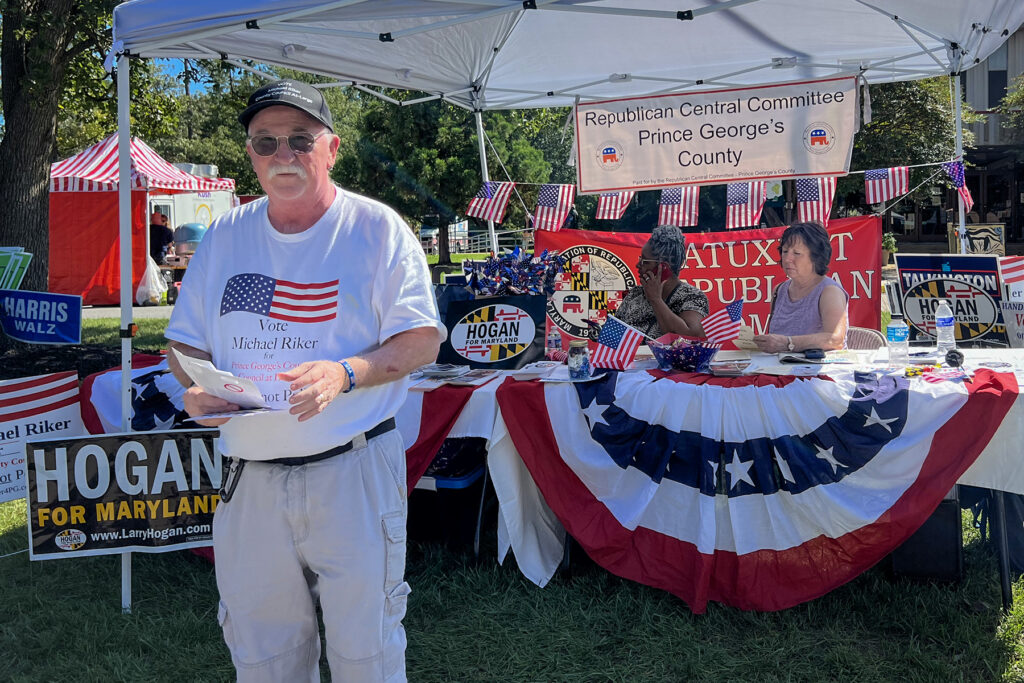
[238, 79, 334, 132]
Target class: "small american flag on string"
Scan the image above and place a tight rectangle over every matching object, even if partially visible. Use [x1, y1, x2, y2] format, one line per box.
[725, 182, 767, 229]
[658, 186, 700, 227]
[534, 184, 576, 231]
[220, 273, 338, 324]
[942, 161, 974, 213]
[999, 256, 1024, 286]
[796, 177, 837, 227]
[596, 191, 635, 220]
[466, 181, 515, 223]
[701, 299, 745, 343]
[592, 315, 645, 370]
[864, 167, 909, 204]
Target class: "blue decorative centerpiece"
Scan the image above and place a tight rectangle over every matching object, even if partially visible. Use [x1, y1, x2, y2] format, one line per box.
[648, 334, 720, 373]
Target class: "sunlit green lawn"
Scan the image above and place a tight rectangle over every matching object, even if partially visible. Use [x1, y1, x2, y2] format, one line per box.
[5, 314, 1024, 681]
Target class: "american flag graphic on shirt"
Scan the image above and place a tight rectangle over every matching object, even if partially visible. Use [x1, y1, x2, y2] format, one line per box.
[220, 273, 339, 323]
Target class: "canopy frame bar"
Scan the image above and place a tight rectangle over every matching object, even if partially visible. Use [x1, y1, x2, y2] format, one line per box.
[540, 0, 763, 20]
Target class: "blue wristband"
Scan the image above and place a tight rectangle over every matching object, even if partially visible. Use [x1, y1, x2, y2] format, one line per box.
[338, 359, 356, 393]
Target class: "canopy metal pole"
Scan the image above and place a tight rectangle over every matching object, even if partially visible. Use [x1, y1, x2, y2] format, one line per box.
[116, 53, 134, 614]
[953, 74, 967, 254]
[474, 111, 499, 254]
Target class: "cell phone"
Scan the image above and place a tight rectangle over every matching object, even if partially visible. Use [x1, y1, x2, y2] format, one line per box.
[658, 264, 670, 283]
[804, 348, 825, 360]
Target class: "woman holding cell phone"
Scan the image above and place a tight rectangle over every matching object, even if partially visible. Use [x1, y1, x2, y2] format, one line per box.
[612, 224, 709, 339]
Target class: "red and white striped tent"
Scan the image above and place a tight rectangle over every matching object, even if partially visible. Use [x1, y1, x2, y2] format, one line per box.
[49, 134, 235, 305]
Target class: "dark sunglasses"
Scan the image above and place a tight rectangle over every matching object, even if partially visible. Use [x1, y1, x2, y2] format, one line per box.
[247, 131, 328, 156]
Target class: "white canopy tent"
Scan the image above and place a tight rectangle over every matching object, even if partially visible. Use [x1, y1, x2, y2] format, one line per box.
[103, 0, 1024, 608]
[113, 0, 1023, 109]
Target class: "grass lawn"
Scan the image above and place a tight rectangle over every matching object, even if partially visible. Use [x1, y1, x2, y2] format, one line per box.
[4, 319, 1024, 680]
[82, 318, 174, 351]
[426, 252, 489, 265]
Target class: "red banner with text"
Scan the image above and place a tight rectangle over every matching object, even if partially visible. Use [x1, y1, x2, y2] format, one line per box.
[536, 215, 881, 343]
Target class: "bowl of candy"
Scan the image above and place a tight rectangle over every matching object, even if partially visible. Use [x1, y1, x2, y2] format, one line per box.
[648, 334, 720, 373]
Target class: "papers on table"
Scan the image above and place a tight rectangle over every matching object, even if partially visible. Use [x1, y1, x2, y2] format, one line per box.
[511, 361, 562, 381]
[416, 363, 472, 379]
[410, 366, 500, 391]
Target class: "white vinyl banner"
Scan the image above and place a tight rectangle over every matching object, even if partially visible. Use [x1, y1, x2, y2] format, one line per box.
[575, 77, 857, 194]
[1000, 301, 1024, 348]
[0, 371, 86, 503]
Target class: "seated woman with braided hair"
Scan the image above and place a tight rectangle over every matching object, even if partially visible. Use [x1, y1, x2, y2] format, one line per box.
[612, 224, 709, 339]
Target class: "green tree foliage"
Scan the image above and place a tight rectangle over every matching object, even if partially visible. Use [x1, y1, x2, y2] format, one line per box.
[57, 53, 183, 159]
[1, 0, 120, 303]
[842, 77, 978, 204]
[331, 91, 550, 234]
[146, 61, 266, 195]
[998, 73, 1024, 147]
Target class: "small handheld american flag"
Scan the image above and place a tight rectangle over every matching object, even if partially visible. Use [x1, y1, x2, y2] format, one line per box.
[701, 299, 745, 343]
[592, 316, 645, 370]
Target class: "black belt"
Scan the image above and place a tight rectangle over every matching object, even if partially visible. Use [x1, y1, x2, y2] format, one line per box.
[263, 418, 396, 466]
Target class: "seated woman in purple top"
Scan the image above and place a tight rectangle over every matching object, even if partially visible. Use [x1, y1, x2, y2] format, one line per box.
[753, 221, 849, 353]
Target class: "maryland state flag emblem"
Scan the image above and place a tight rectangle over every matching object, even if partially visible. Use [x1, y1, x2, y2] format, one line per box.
[438, 296, 547, 369]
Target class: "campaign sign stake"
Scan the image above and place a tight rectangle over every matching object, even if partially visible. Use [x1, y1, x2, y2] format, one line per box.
[26, 429, 221, 559]
[0, 289, 82, 344]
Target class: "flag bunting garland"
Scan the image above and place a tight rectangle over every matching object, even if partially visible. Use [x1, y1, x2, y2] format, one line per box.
[942, 161, 974, 213]
[465, 181, 515, 223]
[725, 182, 767, 229]
[657, 187, 700, 227]
[864, 166, 909, 204]
[534, 184, 576, 232]
[464, 161, 971, 231]
[596, 191, 635, 220]
[795, 177, 837, 227]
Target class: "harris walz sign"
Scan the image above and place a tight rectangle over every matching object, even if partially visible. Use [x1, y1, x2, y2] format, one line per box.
[27, 430, 221, 559]
[437, 295, 546, 369]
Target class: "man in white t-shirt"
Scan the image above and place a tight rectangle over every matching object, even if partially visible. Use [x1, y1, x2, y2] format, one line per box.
[166, 79, 444, 683]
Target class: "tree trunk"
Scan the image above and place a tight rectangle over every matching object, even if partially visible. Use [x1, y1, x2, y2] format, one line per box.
[0, 0, 78, 352]
[437, 219, 453, 266]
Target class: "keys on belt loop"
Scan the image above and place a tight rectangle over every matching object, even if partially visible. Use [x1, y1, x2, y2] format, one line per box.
[219, 457, 246, 503]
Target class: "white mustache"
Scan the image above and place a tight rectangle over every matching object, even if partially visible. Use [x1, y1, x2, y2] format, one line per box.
[267, 165, 307, 179]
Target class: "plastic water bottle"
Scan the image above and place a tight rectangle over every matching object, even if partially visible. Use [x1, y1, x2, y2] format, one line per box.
[934, 299, 956, 355]
[546, 325, 562, 355]
[886, 315, 910, 366]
